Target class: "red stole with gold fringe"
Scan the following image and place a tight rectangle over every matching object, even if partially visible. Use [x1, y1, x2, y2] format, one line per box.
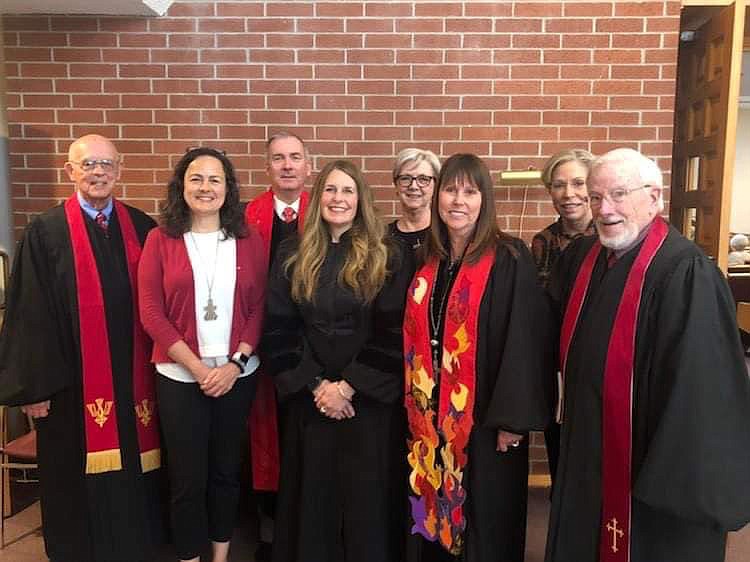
[559, 217, 668, 562]
[64, 196, 160, 474]
[244, 189, 309, 491]
[403, 250, 494, 555]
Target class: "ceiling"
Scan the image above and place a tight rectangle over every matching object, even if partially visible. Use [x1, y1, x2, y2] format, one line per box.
[1, 0, 173, 16]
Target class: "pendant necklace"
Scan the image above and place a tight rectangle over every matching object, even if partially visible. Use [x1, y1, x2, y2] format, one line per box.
[428, 244, 468, 373]
[188, 231, 220, 321]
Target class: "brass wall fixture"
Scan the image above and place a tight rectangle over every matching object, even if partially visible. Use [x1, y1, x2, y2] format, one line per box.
[498, 169, 543, 185]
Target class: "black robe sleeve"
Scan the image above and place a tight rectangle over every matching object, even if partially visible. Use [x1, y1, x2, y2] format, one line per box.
[341, 244, 413, 404]
[260, 241, 324, 401]
[632, 255, 750, 531]
[0, 217, 73, 405]
[481, 240, 555, 433]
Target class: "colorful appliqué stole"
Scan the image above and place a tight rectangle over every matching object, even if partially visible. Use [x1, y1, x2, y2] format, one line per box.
[64, 196, 160, 475]
[559, 217, 668, 562]
[244, 189, 309, 491]
[403, 250, 494, 555]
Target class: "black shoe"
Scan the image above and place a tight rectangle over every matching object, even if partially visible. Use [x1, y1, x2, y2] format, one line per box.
[255, 541, 272, 562]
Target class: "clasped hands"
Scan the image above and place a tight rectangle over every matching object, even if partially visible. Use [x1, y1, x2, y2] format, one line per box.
[196, 362, 240, 398]
[313, 379, 355, 420]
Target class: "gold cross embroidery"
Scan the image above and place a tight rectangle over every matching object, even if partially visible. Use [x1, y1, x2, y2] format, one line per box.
[606, 517, 625, 553]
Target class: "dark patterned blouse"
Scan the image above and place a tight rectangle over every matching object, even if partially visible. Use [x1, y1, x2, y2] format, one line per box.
[531, 217, 596, 289]
[388, 220, 429, 252]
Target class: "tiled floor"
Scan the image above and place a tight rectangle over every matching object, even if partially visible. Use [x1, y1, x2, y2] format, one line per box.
[0, 502, 45, 562]
[1, 488, 748, 562]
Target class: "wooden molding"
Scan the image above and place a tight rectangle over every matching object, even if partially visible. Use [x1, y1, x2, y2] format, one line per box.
[738, 301, 750, 332]
[682, 0, 735, 6]
[529, 474, 552, 488]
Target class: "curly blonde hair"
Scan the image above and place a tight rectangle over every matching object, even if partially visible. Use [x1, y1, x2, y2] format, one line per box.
[287, 160, 388, 304]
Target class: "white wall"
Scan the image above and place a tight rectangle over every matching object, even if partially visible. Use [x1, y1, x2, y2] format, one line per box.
[731, 107, 750, 234]
[731, 51, 750, 234]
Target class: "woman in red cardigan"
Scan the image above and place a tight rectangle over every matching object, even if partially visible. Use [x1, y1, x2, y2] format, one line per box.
[138, 147, 266, 562]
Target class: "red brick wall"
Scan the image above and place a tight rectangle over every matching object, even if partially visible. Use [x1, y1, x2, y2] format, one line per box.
[3, 1, 681, 474]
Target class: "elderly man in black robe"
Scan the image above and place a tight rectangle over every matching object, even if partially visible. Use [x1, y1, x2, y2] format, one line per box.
[0, 134, 164, 562]
[545, 148, 750, 562]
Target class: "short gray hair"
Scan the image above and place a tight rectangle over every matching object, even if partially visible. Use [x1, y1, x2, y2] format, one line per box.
[266, 131, 310, 161]
[392, 148, 441, 182]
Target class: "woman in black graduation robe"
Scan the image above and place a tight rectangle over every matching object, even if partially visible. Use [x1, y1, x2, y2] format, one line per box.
[0, 203, 165, 562]
[403, 154, 554, 562]
[262, 159, 410, 562]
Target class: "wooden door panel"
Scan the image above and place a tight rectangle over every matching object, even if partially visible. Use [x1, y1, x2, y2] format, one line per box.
[671, 2, 745, 272]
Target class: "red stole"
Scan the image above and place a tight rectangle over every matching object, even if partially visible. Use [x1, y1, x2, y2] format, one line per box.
[403, 251, 495, 555]
[64, 196, 160, 474]
[559, 217, 668, 562]
[245, 189, 309, 269]
[244, 189, 309, 491]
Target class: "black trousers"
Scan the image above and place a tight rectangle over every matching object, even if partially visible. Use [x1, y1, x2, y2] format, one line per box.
[157, 374, 256, 559]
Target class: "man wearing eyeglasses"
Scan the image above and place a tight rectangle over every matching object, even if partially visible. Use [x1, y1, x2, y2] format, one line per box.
[244, 131, 311, 561]
[544, 148, 750, 562]
[0, 134, 164, 562]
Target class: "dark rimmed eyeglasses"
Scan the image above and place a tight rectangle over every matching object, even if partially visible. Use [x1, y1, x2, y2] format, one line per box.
[395, 174, 435, 189]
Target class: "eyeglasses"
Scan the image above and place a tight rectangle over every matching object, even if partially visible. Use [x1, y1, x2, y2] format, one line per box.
[395, 174, 435, 189]
[588, 185, 650, 207]
[70, 159, 119, 172]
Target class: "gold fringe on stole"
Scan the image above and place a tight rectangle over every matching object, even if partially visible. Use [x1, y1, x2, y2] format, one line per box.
[140, 448, 161, 473]
[86, 449, 123, 474]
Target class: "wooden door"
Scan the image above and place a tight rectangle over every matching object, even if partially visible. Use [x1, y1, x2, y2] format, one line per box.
[670, 2, 745, 273]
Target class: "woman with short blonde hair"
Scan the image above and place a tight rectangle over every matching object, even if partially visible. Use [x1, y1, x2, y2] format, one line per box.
[531, 148, 596, 491]
[532, 148, 596, 289]
[390, 148, 441, 251]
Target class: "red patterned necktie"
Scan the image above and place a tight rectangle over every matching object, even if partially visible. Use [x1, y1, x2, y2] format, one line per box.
[95, 211, 108, 233]
[607, 251, 617, 269]
[282, 206, 297, 224]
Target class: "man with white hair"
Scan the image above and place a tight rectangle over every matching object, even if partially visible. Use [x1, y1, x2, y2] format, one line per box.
[0, 135, 163, 562]
[545, 148, 750, 562]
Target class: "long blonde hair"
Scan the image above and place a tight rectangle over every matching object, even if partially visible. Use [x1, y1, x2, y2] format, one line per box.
[287, 159, 388, 304]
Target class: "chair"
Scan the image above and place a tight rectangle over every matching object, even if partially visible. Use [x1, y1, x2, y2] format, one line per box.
[0, 405, 39, 548]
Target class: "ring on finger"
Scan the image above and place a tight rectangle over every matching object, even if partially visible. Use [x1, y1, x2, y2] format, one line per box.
[320, 406, 327, 414]
[511, 441, 520, 448]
